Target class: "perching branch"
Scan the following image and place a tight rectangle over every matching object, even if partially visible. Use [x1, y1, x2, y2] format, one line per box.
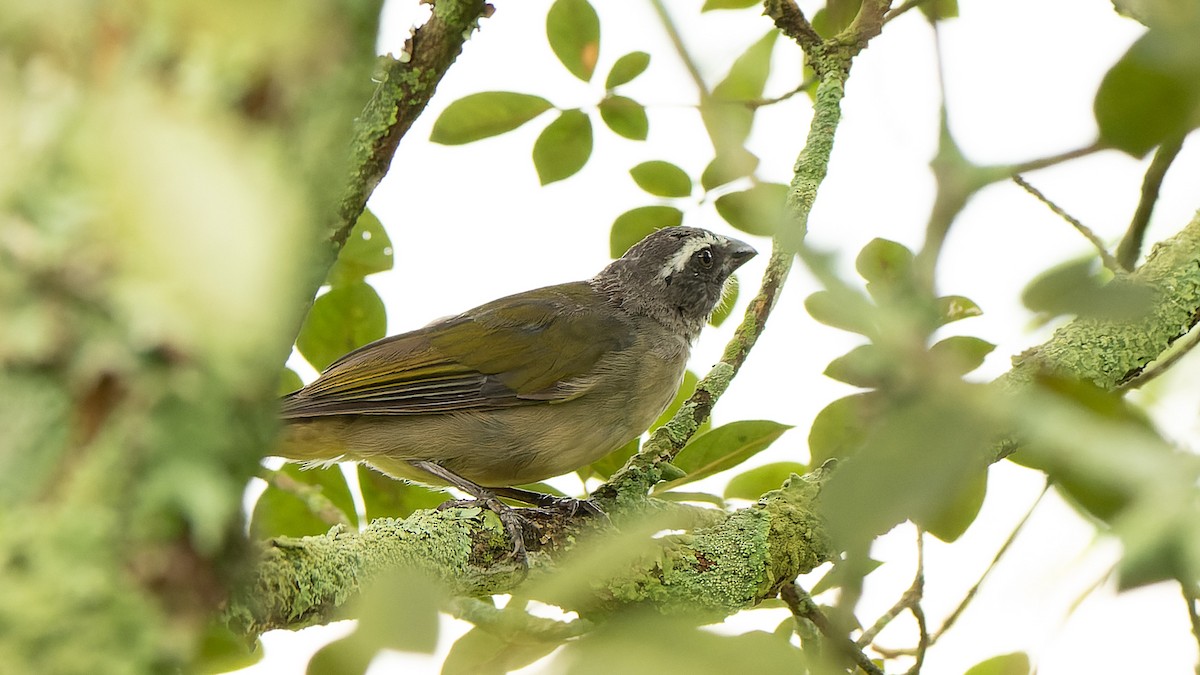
[227, 472, 834, 636]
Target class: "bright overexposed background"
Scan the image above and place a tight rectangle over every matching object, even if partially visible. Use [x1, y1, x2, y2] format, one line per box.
[245, 0, 1200, 672]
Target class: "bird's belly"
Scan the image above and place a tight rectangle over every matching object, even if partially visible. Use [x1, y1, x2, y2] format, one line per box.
[357, 397, 655, 486]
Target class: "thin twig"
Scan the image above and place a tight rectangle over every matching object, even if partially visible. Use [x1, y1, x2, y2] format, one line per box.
[1179, 582, 1200, 675]
[1117, 135, 1185, 270]
[1012, 175, 1123, 274]
[650, 0, 710, 99]
[748, 76, 817, 109]
[928, 482, 1049, 644]
[1010, 141, 1104, 175]
[857, 531, 925, 647]
[905, 533, 929, 675]
[885, 0, 935, 23]
[782, 583, 885, 675]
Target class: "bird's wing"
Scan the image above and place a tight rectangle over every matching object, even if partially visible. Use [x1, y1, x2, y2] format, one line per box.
[279, 282, 633, 418]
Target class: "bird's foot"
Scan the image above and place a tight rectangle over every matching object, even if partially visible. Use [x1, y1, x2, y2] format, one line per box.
[436, 494, 535, 562]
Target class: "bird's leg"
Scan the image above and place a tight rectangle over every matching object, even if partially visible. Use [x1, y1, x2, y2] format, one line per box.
[409, 460, 533, 561]
[490, 486, 606, 519]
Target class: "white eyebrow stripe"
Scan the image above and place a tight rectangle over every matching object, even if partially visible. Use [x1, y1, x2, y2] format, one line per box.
[659, 232, 724, 277]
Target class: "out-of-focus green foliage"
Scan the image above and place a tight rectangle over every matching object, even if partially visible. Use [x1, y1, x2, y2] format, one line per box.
[964, 651, 1032, 675]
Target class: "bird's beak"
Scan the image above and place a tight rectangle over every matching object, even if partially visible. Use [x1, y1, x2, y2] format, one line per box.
[726, 238, 758, 269]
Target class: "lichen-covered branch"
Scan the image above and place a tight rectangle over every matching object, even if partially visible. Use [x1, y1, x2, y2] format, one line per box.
[329, 0, 489, 253]
[1001, 210, 1200, 389]
[995, 209, 1200, 458]
[227, 472, 833, 636]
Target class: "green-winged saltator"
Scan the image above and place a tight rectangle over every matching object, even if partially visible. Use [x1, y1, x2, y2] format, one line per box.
[277, 226, 755, 550]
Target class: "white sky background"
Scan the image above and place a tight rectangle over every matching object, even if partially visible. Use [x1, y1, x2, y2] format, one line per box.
[252, 0, 1200, 672]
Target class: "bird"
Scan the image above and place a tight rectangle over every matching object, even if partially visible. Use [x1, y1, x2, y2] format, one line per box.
[276, 226, 756, 555]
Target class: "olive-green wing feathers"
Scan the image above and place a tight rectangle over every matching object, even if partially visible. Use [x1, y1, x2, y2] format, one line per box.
[280, 282, 633, 418]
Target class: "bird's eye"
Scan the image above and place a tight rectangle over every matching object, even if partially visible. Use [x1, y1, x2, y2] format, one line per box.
[697, 248, 714, 268]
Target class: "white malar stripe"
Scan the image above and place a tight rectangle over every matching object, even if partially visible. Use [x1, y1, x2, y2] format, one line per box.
[659, 232, 725, 278]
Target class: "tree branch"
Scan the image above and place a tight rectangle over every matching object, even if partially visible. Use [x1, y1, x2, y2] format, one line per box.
[996, 210, 1200, 458]
[1117, 135, 1185, 270]
[331, 0, 489, 253]
[782, 582, 885, 675]
[227, 473, 834, 636]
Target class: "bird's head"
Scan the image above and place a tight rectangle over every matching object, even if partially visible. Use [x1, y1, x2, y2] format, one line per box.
[594, 227, 757, 341]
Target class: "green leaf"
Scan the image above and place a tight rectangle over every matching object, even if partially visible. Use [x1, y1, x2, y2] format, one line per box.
[913, 467, 987, 542]
[250, 464, 357, 539]
[630, 160, 692, 198]
[605, 51, 651, 89]
[652, 370, 707, 433]
[709, 273, 739, 327]
[1095, 30, 1200, 156]
[855, 238, 915, 287]
[712, 31, 778, 101]
[533, 109, 594, 185]
[700, 149, 759, 190]
[808, 393, 881, 465]
[919, 0, 959, 21]
[700, 0, 753, 8]
[306, 634, 375, 675]
[823, 344, 891, 388]
[702, 0, 761, 9]
[357, 466, 447, 521]
[724, 461, 808, 500]
[193, 623, 263, 674]
[563, 615, 805, 675]
[430, 92, 553, 145]
[296, 281, 386, 371]
[929, 335, 996, 377]
[817, 391, 997, 550]
[278, 367, 303, 396]
[546, 0, 600, 82]
[444, 628, 562, 675]
[609, 206, 683, 257]
[327, 209, 393, 287]
[655, 420, 792, 492]
[936, 294, 983, 326]
[656, 490, 727, 506]
[703, 31, 778, 150]
[804, 290, 875, 336]
[598, 95, 648, 140]
[964, 652, 1032, 675]
[812, 1, 863, 37]
[584, 437, 639, 480]
[810, 557, 884, 595]
[713, 182, 787, 236]
[1022, 257, 1155, 321]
